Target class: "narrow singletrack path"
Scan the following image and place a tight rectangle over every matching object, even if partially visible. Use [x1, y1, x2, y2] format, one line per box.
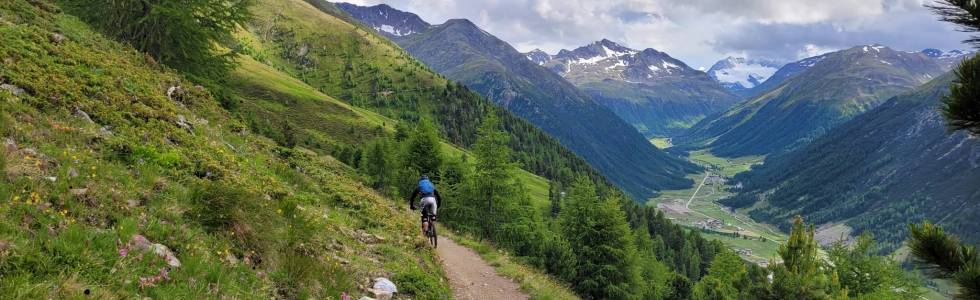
[436, 236, 530, 300]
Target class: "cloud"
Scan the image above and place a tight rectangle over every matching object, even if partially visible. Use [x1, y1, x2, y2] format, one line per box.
[341, 0, 972, 67]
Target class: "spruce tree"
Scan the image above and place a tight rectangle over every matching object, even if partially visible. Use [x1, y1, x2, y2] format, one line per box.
[559, 177, 640, 299]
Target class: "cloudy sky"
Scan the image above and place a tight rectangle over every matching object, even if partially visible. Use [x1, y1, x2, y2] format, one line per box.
[343, 0, 973, 69]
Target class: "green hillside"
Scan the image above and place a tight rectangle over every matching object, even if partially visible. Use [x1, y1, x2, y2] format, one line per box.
[724, 73, 980, 250]
[0, 1, 450, 298]
[582, 78, 738, 137]
[237, 0, 617, 197]
[679, 45, 950, 157]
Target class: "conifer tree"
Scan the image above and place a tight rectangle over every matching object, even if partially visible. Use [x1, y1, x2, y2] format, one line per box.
[908, 221, 980, 299]
[928, 0, 980, 135]
[769, 216, 848, 300]
[692, 251, 749, 300]
[471, 113, 518, 238]
[559, 177, 640, 299]
[60, 0, 253, 79]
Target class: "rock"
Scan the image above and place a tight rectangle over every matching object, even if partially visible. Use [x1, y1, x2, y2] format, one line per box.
[69, 188, 88, 196]
[67, 167, 78, 178]
[175, 115, 192, 130]
[297, 44, 310, 57]
[126, 199, 140, 208]
[130, 234, 152, 250]
[166, 86, 185, 101]
[50, 33, 65, 44]
[372, 278, 397, 293]
[130, 235, 181, 268]
[44, 176, 56, 182]
[368, 289, 393, 300]
[224, 253, 238, 265]
[0, 84, 24, 96]
[356, 230, 385, 244]
[357, 297, 376, 300]
[99, 126, 113, 136]
[73, 107, 93, 123]
[3, 138, 16, 152]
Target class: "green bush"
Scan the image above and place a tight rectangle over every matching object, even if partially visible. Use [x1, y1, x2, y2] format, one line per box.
[392, 269, 452, 300]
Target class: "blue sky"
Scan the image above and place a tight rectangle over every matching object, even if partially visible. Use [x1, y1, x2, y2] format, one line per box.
[343, 0, 973, 68]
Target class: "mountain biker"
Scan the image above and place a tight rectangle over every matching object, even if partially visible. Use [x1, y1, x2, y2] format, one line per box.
[408, 175, 441, 234]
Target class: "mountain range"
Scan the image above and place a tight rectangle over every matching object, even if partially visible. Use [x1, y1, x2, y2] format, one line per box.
[722, 73, 980, 247]
[678, 44, 952, 157]
[336, 3, 699, 199]
[706, 57, 783, 97]
[529, 40, 741, 137]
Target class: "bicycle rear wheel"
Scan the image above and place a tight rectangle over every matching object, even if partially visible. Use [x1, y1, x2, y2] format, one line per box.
[428, 221, 438, 248]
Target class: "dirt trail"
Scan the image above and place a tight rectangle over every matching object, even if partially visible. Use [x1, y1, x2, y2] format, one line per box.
[436, 237, 530, 300]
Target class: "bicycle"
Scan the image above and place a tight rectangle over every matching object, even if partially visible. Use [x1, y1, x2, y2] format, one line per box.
[422, 212, 437, 248]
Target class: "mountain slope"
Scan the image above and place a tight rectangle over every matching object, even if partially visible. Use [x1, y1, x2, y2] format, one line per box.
[334, 2, 429, 37]
[0, 1, 451, 297]
[678, 45, 950, 157]
[333, 5, 697, 198]
[243, 0, 618, 196]
[723, 73, 980, 248]
[538, 40, 741, 137]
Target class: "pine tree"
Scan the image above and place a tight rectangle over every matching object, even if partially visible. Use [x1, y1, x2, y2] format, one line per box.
[928, 0, 980, 135]
[769, 216, 848, 300]
[471, 114, 518, 239]
[60, 0, 253, 79]
[829, 233, 922, 299]
[908, 221, 980, 299]
[559, 177, 640, 299]
[360, 137, 396, 191]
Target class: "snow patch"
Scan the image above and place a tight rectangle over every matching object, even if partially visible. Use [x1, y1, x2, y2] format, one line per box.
[374, 25, 414, 36]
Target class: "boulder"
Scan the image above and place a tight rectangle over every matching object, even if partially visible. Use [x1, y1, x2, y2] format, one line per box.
[372, 277, 397, 293]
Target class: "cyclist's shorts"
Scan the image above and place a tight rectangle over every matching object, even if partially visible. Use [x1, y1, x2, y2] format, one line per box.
[420, 196, 437, 220]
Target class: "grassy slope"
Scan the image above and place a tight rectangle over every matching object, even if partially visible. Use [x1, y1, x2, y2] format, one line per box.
[229, 4, 568, 297]
[0, 1, 452, 298]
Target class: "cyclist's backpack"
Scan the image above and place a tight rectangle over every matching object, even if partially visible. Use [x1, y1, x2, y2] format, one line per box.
[418, 179, 435, 196]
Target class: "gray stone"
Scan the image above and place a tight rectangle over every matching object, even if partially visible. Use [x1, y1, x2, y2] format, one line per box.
[0, 84, 24, 96]
[50, 33, 65, 44]
[372, 278, 397, 293]
[73, 107, 93, 123]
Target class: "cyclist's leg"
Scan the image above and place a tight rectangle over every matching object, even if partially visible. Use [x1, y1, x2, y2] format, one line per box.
[421, 197, 435, 232]
[422, 196, 437, 220]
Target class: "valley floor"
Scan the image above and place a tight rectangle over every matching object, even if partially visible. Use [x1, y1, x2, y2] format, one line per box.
[647, 150, 783, 265]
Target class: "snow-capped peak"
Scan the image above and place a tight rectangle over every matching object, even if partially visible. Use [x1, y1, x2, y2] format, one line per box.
[524, 49, 552, 66]
[707, 56, 782, 90]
